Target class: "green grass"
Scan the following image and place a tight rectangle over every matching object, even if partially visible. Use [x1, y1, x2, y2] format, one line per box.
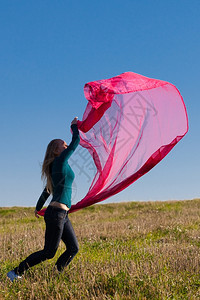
[1, 199, 200, 299]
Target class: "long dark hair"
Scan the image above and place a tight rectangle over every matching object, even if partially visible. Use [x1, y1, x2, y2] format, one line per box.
[41, 139, 61, 193]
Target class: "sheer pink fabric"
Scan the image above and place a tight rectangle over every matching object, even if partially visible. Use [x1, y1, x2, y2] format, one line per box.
[38, 72, 188, 216]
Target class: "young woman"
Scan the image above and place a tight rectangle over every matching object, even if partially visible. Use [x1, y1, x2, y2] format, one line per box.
[7, 117, 80, 282]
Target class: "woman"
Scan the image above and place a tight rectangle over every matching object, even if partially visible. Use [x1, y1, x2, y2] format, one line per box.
[7, 117, 80, 282]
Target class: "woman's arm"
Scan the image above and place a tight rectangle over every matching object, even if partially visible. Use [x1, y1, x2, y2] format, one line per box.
[35, 187, 50, 217]
[58, 123, 80, 162]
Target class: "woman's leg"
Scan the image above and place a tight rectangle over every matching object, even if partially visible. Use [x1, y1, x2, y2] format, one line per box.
[14, 207, 67, 275]
[55, 214, 79, 272]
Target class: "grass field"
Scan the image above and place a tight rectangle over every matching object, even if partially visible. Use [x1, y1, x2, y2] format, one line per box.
[1, 199, 200, 299]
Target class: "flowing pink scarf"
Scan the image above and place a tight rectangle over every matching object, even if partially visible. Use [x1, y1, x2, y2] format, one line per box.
[38, 72, 188, 216]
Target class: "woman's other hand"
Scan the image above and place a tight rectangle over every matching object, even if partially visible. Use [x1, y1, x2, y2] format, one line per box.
[71, 117, 78, 125]
[35, 210, 40, 218]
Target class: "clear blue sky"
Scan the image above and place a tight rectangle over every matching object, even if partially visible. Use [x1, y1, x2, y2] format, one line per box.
[1, 0, 199, 207]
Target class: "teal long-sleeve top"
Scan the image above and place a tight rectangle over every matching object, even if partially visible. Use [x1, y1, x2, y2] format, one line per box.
[36, 124, 80, 211]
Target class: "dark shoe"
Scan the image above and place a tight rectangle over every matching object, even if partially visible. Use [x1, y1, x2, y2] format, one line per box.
[7, 270, 22, 282]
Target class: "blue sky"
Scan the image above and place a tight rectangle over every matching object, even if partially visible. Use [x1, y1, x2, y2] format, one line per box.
[1, 0, 199, 207]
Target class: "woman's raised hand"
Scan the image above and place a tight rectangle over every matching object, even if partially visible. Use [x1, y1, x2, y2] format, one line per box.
[71, 117, 78, 125]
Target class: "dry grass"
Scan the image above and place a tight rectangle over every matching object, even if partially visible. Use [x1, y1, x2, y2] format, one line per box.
[1, 199, 200, 299]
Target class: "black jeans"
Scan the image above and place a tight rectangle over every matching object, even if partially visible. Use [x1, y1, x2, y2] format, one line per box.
[15, 206, 79, 275]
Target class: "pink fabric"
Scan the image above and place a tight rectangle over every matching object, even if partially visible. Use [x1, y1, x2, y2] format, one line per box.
[38, 72, 188, 216]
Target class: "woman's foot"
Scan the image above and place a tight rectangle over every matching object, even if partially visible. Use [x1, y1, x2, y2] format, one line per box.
[7, 270, 22, 282]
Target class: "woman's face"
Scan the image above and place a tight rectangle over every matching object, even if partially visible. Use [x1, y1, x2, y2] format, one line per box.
[54, 140, 68, 156]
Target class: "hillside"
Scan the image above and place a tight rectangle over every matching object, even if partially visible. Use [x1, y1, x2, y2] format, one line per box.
[1, 199, 200, 299]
